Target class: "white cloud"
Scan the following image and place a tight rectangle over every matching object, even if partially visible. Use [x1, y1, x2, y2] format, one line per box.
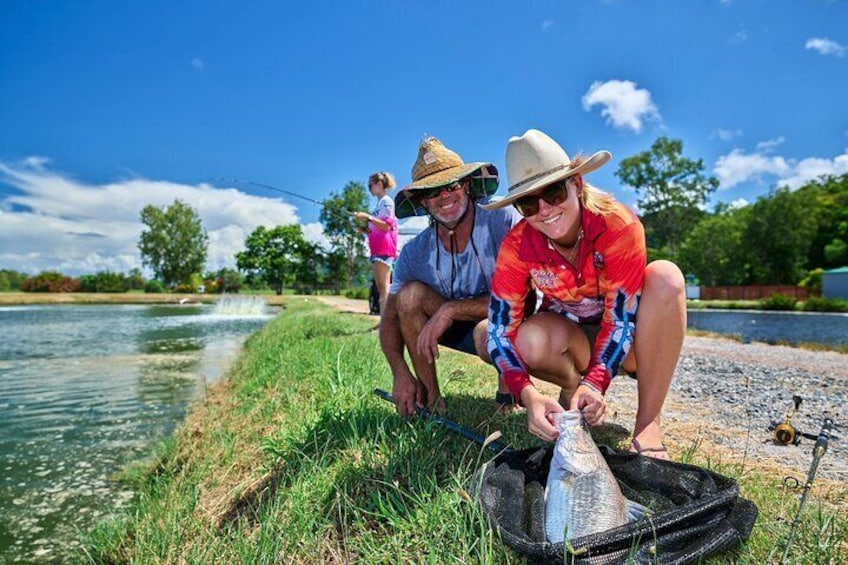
[714, 127, 742, 141]
[541, 19, 554, 31]
[755, 136, 785, 152]
[713, 144, 848, 190]
[805, 37, 846, 57]
[191, 57, 205, 70]
[729, 198, 749, 209]
[0, 158, 322, 275]
[581, 80, 661, 133]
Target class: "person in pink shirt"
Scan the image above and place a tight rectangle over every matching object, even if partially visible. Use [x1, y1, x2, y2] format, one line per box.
[354, 171, 399, 314]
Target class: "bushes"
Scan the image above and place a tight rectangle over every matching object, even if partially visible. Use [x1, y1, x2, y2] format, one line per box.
[79, 271, 131, 293]
[343, 287, 369, 300]
[803, 296, 848, 313]
[144, 280, 165, 293]
[22, 271, 82, 293]
[758, 293, 798, 311]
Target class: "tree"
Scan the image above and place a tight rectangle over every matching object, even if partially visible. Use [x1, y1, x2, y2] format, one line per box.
[320, 181, 369, 287]
[126, 267, 146, 290]
[236, 225, 318, 295]
[0, 269, 28, 291]
[138, 199, 209, 288]
[742, 187, 813, 284]
[679, 206, 750, 286]
[615, 137, 719, 258]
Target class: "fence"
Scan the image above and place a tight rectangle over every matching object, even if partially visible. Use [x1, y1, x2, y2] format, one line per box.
[698, 285, 808, 301]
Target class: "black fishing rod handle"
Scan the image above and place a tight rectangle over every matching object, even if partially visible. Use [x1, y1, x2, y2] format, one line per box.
[813, 418, 834, 455]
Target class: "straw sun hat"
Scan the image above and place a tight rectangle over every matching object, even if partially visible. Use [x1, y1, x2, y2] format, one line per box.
[395, 136, 498, 219]
[480, 129, 611, 211]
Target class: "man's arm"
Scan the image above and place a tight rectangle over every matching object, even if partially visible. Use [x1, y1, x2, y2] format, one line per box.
[379, 293, 421, 416]
[416, 295, 488, 363]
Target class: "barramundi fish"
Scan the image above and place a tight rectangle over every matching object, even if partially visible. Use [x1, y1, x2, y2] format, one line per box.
[545, 410, 644, 543]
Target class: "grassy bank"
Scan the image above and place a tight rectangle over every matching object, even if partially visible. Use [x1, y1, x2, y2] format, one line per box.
[80, 299, 846, 564]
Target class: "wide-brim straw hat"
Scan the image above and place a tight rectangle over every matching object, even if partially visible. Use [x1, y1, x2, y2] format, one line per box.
[395, 135, 498, 219]
[480, 129, 610, 211]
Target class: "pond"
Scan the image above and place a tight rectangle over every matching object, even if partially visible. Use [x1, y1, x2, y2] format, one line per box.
[0, 298, 273, 563]
[687, 309, 848, 347]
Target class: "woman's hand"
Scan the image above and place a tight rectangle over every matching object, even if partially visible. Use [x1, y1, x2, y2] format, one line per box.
[569, 384, 606, 426]
[520, 387, 564, 442]
[352, 211, 371, 222]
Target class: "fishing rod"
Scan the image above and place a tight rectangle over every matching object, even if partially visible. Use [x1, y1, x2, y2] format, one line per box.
[213, 177, 365, 226]
[373, 388, 510, 453]
[214, 177, 327, 206]
[779, 416, 835, 564]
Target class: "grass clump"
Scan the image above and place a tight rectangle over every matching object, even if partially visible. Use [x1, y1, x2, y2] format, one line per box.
[81, 298, 847, 564]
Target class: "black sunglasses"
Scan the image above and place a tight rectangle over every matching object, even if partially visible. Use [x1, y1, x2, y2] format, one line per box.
[416, 180, 467, 201]
[514, 180, 572, 217]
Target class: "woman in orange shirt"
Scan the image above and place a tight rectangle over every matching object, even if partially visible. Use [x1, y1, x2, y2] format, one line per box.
[484, 130, 686, 459]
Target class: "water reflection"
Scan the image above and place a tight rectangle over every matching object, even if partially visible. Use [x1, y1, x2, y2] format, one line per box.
[0, 304, 271, 563]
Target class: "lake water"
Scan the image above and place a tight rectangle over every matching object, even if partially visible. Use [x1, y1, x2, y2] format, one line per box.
[687, 309, 848, 347]
[0, 300, 273, 563]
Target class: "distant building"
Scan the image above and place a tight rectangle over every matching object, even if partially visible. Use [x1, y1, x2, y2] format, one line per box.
[822, 267, 848, 299]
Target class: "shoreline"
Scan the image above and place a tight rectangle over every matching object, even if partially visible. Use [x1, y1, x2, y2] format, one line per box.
[0, 291, 289, 306]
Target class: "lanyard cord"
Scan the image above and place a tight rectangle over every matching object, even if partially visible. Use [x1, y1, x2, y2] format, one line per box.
[433, 205, 487, 299]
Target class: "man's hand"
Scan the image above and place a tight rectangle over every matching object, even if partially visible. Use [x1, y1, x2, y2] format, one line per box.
[416, 303, 453, 363]
[392, 370, 424, 417]
[520, 387, 564, 442]
[569, 384, 606, 426]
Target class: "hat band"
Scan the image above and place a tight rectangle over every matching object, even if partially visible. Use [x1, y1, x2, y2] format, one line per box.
[509, 163, 571, 192]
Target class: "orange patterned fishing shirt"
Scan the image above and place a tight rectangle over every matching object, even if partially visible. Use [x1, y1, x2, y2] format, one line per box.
[487, 202, 646, 398]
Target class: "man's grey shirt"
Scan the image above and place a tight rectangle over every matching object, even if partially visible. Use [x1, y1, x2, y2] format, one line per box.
[390, 198, 520, 299]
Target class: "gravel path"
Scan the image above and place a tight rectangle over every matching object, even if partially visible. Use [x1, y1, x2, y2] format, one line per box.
[605, 336, 847, 482]
[317, 297, 847, 482]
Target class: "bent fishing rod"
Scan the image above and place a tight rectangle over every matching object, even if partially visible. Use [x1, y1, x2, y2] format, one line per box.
[212, 177, 361, 223]
[373, 388, 510, 453]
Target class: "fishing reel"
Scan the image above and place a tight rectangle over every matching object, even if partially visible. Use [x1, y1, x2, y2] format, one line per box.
[769, 395, 840, 446]
[769, 395, 810, 446]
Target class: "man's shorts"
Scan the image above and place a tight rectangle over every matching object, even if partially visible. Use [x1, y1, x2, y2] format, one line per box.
[439, 320, 480, 356]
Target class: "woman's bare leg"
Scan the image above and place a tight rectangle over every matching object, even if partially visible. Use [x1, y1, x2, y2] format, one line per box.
[373, 261, 392, 314]
[623, 260, 686, 458]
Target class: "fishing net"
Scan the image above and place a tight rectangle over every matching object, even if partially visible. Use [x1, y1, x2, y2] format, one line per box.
[472, 445, 758, 564]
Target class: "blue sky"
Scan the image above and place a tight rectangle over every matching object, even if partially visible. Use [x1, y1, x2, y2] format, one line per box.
[1, 0, 846, 275]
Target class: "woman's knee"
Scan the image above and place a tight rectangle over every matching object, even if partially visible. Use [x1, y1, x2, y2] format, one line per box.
[645, 260, 685, 299]
[514, 318, 558, 367]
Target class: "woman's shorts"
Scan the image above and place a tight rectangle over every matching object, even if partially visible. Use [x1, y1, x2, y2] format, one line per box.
[370, 255, 395, 268]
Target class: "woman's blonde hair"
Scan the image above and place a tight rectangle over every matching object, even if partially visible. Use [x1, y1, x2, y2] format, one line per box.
[368, 171, 396, 190]
[569, 155, 617, 215]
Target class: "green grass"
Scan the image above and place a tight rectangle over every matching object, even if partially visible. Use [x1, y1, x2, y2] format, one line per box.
[81, 299, 847, 564]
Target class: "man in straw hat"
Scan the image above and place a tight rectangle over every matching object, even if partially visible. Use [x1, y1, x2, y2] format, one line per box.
[484, 129, 686, 459]
[380, 135, 520, 416]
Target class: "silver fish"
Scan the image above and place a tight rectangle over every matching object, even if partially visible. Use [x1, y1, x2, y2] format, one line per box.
[545, 410, 633, 543]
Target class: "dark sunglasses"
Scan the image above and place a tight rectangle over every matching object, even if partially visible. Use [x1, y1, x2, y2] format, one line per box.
[416, 180, 467, 201]
[514, 180, 571, 217]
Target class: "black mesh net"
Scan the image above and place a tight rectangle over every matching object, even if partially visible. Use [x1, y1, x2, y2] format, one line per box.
[471, 445, 758, 564]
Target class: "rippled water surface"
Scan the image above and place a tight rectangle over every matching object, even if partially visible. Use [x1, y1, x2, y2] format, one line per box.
[688, 309, 848, 347]
[0, 302, 272, 563]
